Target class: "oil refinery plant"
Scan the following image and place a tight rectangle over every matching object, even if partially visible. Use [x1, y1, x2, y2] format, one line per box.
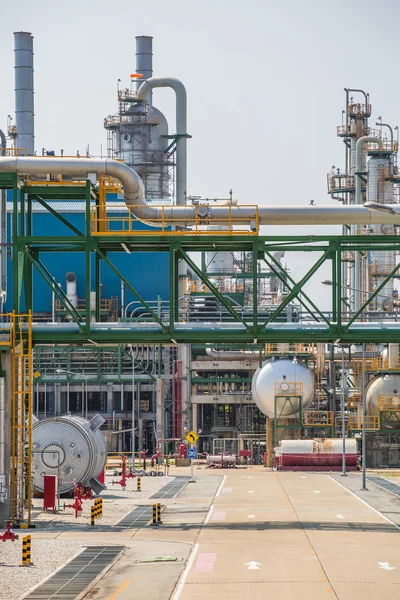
[1, 30, 400, 529]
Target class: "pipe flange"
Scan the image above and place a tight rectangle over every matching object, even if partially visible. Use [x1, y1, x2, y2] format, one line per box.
[41, 443, 66, 468]
[197, 204, 210, 219]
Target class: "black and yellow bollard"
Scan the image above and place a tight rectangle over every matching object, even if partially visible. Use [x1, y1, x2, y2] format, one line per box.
[151, 503, 158, 526]
[21, 535, 32, 566]
[91, 505, 96, 527]
[157, 502, 163, 524]
[94, 498, 102, 518]
[137, 476, 141, 492]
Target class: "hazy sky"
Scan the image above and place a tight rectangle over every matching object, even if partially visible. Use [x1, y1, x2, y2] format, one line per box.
[2, 0, 400, 307]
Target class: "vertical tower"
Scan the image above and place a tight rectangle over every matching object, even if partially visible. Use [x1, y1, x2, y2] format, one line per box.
[104, 36, 174, 202]
[14, 32, 35, 156]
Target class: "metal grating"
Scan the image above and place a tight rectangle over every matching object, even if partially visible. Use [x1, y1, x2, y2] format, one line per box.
[150, 477, 190, 499]
[368, 476, 400, 498]
[24, 546, 124, 599]
[116, 505, 157, 528]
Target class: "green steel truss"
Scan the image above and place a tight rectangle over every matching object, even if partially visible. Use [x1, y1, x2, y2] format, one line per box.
[5, 174, 400, 344]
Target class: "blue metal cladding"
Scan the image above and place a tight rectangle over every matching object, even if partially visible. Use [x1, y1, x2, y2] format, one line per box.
[5, 208, 169, 313]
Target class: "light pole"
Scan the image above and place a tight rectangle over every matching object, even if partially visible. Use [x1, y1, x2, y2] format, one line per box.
[55, 369, 89, 419]
[129, 348, 136, 469]
[336, 344, 347, 477]
[361, 343, 368, 490]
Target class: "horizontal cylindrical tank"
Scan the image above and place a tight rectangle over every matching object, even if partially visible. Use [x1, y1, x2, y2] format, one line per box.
[275, 438, 357, 470]
[366, 374, 400, 429]
[278, 439, 357, 454]
[207, 454, 236, 466]
[252, 358, 314, 418]
[32, 413, 107, 494]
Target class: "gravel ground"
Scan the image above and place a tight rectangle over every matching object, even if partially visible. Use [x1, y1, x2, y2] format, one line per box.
[0, 538, 126, 600]
[31, 473, 175, 529]
[0, 474, 176, 599]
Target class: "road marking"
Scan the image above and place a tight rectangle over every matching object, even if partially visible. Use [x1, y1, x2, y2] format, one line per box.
[211, 510, 226, 521]
[247, 514, 256, 519]
[301, 476, 307, 479]
[215, 475, 226, 498]
[245, 561, 261, 570]
[204, 505, 214, 525]
[222, 487, 232, 493]
[195, 552, 217, 573]
[378, 562, 396, 571]
[336, 514, 344, 519]
[329, 476, 400, 531]
[109, 580, 131, 600]
[171, 543, 199, 600]
[248, 490, 254, 494]
[313, 490, 321, 494]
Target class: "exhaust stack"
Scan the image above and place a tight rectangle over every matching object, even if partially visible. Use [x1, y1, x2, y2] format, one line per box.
[14, 32, 35, 155]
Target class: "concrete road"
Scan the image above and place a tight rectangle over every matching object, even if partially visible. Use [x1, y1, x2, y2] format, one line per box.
[174, 471, 400, 600]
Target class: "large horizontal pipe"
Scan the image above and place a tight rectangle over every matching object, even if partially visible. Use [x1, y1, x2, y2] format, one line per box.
[1, 156, 400, 226]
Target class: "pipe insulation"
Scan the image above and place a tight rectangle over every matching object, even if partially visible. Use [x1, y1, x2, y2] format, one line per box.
[205, 348, 259, 360]
[137, 77, 187, 206]
[2, 156, 400, 226]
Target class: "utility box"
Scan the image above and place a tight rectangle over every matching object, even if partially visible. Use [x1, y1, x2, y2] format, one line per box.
[43, 475, 57, 511]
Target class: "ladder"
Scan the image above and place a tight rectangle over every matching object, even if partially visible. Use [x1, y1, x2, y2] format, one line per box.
[10, 312, 33, 524]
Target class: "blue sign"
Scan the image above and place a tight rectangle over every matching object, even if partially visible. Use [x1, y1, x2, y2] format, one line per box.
[187, 448, 197, 460]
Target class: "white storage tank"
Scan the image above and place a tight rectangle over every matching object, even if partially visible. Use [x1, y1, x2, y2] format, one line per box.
[366, 374, 400, 429]
[252, 358, 314, 418]
[32, 413, 107, 495]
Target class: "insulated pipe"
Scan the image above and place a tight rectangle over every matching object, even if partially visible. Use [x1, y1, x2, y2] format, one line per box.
[355, 136, 382, 206]
[354, 136, 382, 311]
[137, 77, 187, 206]
[0, 130, 6, 155]
[14, 32, 35, 155]
[205, 348, 259, 360]
[66, 272, 77, 307]
[3, 156, 400, 226]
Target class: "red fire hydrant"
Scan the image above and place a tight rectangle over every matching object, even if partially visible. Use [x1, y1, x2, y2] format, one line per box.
[64, 484, 85, 518]
[112, 455, 128, 488]
[0, 522, 18, 541]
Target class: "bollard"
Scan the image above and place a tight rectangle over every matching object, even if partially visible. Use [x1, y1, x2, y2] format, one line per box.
[157, 502, 163, 524]
[94, 498, 102, 519]
[21, 535, 32, 566]
[137, 476, 141, 492]
[151, 503, 158, 526]
[91, 505, 95, 527]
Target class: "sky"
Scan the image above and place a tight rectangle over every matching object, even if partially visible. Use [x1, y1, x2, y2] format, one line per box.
[1, 0, 400, 309]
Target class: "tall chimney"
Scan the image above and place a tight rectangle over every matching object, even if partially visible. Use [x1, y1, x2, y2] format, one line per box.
[14, 32, 35, 155]
[135, 36, 153, 99]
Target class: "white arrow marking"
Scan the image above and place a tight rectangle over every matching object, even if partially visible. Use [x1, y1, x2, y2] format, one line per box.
[313, 490, 321, 494]
[245, 561, 261, 570]
[248, 490, 254, 494]
[300, 476, 307, 479]
[336, 514, 345, 519]
[247, 514, 256, 519]
[378, 562, 396, 571]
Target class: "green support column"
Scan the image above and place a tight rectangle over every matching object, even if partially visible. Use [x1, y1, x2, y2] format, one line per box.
[336, 241, 342, 331]
[85, 182, 92, 329]
[252, 241, 258, 338]
[95, 252, 101, 322]
[169, 243, 176, 331]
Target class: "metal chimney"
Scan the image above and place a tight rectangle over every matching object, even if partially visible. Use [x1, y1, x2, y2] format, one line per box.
[135, 36, 153, 99]
[14, 32, 35, 155]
